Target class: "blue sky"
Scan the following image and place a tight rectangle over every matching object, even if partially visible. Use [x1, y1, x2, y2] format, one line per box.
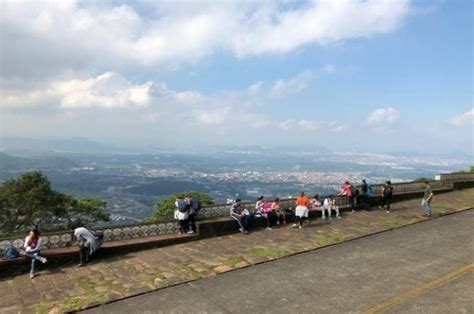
[1, 0, 472, 154]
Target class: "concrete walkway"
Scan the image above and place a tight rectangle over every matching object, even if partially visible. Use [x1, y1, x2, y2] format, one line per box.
[85, 208, 474, 314]
[1, 188, 473, 313]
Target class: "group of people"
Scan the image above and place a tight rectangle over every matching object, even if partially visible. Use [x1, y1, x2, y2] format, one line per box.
[229, 179, 435, 234]
[174, 195, 202, 235]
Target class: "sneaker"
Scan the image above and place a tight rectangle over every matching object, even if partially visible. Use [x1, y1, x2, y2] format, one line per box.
[239, 227, 244, 233]
[386, 210, 390, 213]
[379, 206, 384, 210]
[352, 209, 355, 213]
[29, 272, 35, 279]
[277, 221, 280, 225]
[336, 216, 341, 219]
[39, 257, 47, 264]
[243, 230, 249, 234]
[77, 263, 84, 268]
[298, 225, 302, 229]
[291, 224, 298, 228]
[187, 230, 194, 234]
[266, 227, 273, 230]
[322, 216, 326, 220]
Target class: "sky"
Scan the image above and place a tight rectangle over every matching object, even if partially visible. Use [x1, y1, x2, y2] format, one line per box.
[0, 0, 473, 154]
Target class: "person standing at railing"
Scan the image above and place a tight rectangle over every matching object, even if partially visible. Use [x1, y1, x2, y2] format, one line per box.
[421, 180, 434, 218]
[292, 192, 310, 229]
[175, 196, 190, 235]
[339, 181, 357, 212]
[379, 181, 393, 213]
[359, 180, 371, 210]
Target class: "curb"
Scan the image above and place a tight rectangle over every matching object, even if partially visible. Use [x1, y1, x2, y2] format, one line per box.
[77, 206, 473, 313]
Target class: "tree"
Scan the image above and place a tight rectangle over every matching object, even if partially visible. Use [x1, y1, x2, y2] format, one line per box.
[148, 191, 215, 222]
[0, 171, 109, 236]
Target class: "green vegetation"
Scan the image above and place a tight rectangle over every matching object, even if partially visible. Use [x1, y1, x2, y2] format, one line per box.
[414, 177, 431, 182]
[0, 171, 109, 237]
[147, 191, 215, 222]
[248, 246, 285, 259]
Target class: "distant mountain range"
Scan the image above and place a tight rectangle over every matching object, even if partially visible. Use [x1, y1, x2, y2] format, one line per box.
[0, 152, 77, 171]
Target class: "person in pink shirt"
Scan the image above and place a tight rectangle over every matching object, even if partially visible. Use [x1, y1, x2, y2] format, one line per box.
[271, 197, 286, 225]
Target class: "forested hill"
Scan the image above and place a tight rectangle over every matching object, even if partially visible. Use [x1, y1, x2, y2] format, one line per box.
[0, 152, 77, 171]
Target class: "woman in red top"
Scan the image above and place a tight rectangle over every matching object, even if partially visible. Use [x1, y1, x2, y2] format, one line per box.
[293, 192, 309, 229]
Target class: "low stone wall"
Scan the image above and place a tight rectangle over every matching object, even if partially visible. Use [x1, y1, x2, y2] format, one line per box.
[0, 178, 463, 253]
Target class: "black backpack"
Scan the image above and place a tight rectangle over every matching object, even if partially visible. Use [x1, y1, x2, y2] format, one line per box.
[384, 186, 393, 197]
[191, 200, 202, 211]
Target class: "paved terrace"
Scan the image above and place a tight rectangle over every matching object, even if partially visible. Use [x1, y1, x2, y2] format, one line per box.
[1, 188, 473, 313]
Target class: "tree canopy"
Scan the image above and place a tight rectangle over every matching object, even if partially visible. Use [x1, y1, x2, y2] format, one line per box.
[148, 191, 215, 222]
[0, 171, 109, 237]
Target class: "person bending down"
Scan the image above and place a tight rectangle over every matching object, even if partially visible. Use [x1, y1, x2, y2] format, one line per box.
[74, 227, 103, 267]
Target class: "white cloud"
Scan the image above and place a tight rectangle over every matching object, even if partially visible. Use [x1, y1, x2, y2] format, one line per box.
[271, 70, 314, 97]
[367, 107, 400, 125]
[1, 0, 412, 80]
[1, 72, 153, 109]
[447, 108, 474, 126]
[278, 119, 347, 132]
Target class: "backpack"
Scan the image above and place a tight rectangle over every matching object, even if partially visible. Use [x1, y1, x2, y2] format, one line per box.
[4, 243, 20, 259]
[177, 199, 188, 212]
[367, 185, 374, 197]
[384, 186, 393, 197]
[351, 185, 359, 197]
[191, 200, 202, 211]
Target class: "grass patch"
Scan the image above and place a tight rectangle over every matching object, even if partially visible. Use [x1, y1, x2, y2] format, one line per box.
[316, 234, 349, 246]
[248, 247, 284, 259]
[171, 265, 203, 280]
[222, 257, 245, 268]
[35, 302, 49, 314]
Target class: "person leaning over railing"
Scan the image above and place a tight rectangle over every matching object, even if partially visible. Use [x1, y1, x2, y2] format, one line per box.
[230, 199, 250, 234]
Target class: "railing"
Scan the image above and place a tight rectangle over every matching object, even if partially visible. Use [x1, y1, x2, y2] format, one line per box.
[0, 177, 459, 253]
[436, 172, 474, 182]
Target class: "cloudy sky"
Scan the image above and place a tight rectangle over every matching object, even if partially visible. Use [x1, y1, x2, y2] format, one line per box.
[1, 0, 472, 154]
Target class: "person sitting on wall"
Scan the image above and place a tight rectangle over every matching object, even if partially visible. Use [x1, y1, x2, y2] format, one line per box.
[262, 199, 278, 230]
[230, 199, 250, 234]
[271, 197, 287, 225]
[22, 229, 47, 279]
[74, 226, 104, 267]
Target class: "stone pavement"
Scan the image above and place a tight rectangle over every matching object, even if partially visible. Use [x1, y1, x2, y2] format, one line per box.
[1, 188, 473, 313]
[85, 207, 474, 314]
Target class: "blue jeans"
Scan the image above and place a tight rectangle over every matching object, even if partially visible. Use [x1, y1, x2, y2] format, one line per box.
[24, 251, 41, 273]
[421, 199, 432, 215]
[231, 214, 250, 231]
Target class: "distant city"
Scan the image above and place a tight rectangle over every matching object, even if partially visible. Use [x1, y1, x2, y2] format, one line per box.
[0, 137, 471, 225]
